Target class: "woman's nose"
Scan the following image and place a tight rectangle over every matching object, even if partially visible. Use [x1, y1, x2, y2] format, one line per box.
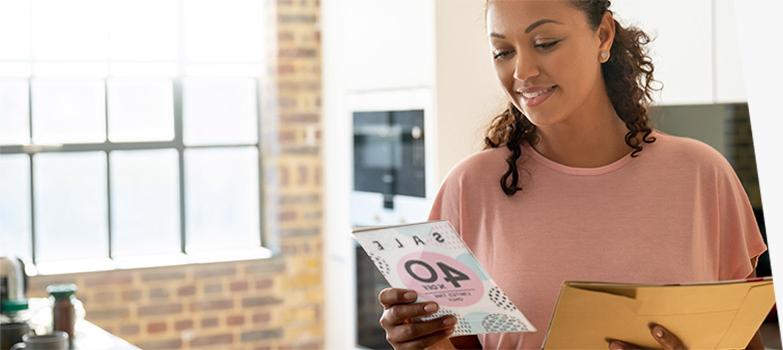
[513, 55, 540, 81]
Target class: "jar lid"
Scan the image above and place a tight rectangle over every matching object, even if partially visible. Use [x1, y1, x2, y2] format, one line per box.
[47, 283, 78, 298]
[1, 299, 29, 313]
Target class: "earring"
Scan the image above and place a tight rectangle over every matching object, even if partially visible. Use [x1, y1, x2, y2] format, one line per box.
[600, 51, 610, 63]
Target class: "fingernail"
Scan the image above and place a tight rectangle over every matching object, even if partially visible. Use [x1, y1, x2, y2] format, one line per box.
[424, 303, 438, 312]
[404, 292, 416, 300]
[443, 317, 456, 326]
[654, 326, 664, 338]
[608, 341, 624, 350]
[446, 328, 455, 335]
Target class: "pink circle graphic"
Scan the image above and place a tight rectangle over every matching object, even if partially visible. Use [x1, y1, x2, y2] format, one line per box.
[397, 252, 484, 307]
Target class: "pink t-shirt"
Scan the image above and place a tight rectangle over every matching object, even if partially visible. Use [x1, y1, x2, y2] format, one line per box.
[427, 129, 767, 349]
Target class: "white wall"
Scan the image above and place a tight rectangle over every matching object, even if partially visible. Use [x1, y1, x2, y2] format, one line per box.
[321, 0, 436, 348]
[434, 0, 506, 183]
[735, 0, 783, 341]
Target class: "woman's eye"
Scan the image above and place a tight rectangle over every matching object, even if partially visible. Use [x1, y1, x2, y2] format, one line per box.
[493, 50, 512, 60]
[535, 41, 559, 50]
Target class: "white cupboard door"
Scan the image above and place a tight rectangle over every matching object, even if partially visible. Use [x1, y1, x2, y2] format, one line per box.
[714, 0, 746, 103]
[610, 0, 713, 105]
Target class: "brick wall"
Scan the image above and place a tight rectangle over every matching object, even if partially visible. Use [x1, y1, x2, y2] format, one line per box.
[28, 0, 324, 349]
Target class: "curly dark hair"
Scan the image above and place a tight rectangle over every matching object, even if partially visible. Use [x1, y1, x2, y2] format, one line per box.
[483, 0, 660, 196]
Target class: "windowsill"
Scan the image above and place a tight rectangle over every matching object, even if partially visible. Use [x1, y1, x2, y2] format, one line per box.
[27, 247, 274, 276]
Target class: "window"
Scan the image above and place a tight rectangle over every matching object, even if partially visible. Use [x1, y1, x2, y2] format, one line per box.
[0, 0, 270, 274]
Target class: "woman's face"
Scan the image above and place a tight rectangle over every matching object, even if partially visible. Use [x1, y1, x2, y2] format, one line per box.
[486, 0, 613, 127]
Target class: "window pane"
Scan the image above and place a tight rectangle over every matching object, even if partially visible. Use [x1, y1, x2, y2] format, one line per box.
[110, 150, 180, 257]
[0, 0, 31, 60]
[183, 78, 258, 145]
[0, 79, 30, 145]
[184, 0, 265, 62]
[109, 0, 178, 61]
[31, 79, 106, 144]
[0, 154, 32, 262]
[108, 79, 174, 142]
[31, 0, 109, 60]
[34, 152, 108, 262]
[185, 147, 259, 252]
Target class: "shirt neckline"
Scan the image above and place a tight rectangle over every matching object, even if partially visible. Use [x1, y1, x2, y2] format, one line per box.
[523, 129, 659, 176]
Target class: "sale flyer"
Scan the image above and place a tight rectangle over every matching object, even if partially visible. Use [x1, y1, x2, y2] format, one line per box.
[352, 220, 536, 336]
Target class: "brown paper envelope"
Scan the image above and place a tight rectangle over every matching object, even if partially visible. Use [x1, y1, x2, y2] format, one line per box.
[543, 279, 775, 349]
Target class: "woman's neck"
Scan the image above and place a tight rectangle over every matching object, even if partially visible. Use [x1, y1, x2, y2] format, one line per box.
[531, 108, 636, 169]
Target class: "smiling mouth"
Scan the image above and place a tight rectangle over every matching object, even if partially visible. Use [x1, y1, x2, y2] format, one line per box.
[518, 86, 558, 108]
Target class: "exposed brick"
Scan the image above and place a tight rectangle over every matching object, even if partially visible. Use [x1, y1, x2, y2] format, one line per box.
[278, 14, 316, 24]
[280, 228, 319, 237]
[118, 324, 140, 336]
[227, 314, 245, 326]
[280, 145, 319, 155]
[245, 260, 286, 275]
[191, 333, 233, 348]
[83, 273, 133, 287]
[203, 283, 223, 294]
[191, 299, 233, 312]
[121, 290, 143, 302]
[147, 321, 167, 334]
[298, 165, 308, 185]
[241, 328, 284, 342]
[242, 296, 283, 308]
[141, 270, 186, 282]
[135, 338, 182, 350]
[138, 303, 182, 317]
[174, 319, 194, 331]
[201, 317, 219, 328]
[87, 307, 130, 320]
[255, 279, 274, 290]
[252, 312, 271, 324]
[280, 167, 290, 186]
[93, 291, 115, 303]
[194, 266, 236, 279]
[280, 113, 319, 123]
[279, 129, 297, 142]
[177, 285, 197, 297]
[149, 288, 170, 300]
[230, 281, 249, 292]
[278, 194, 320, 205]
[279, 210, 297, 222]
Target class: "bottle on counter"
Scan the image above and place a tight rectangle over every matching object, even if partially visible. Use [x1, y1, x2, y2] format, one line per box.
[46, 284, 80, 349]
[0, 299, 32, 350]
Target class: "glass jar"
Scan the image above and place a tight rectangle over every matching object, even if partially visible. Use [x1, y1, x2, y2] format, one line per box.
[46, 284, 79, 349]
[0, 299, 32, 350]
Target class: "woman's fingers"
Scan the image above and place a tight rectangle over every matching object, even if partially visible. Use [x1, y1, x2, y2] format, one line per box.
[378, 288, 417, 308]
[606, 339, 645, 350]
[649, 323, 685, 350]
[386, 315, 457, 344]
[381, 301, 439, 326]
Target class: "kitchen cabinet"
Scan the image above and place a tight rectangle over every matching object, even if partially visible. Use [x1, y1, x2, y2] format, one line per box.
[610, 0, 746, 105]
[611, 0, 714, 105]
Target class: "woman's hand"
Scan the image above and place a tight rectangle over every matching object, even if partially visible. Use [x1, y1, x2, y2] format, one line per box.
[378, 288, 458, 350]
[606, 323, 685, 350]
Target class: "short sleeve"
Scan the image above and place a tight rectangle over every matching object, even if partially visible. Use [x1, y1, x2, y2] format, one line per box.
[716, 160, 767, 280]
[427, 168, 464, 237]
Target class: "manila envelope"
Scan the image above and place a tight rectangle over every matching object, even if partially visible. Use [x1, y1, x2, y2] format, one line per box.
[543, 277, 775, 349]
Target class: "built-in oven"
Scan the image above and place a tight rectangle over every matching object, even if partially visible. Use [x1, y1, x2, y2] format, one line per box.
[353, 109, 425, 208]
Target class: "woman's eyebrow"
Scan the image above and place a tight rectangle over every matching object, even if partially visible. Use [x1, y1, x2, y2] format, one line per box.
[490, 18, 564, 38]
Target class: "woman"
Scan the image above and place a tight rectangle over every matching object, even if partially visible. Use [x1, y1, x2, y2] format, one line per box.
[377, 0, 768, 349]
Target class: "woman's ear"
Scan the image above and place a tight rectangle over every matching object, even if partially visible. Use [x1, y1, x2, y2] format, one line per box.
[598, 11, 616, 53]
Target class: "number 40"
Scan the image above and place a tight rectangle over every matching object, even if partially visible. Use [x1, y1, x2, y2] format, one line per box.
[404, 259, 470, 288]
